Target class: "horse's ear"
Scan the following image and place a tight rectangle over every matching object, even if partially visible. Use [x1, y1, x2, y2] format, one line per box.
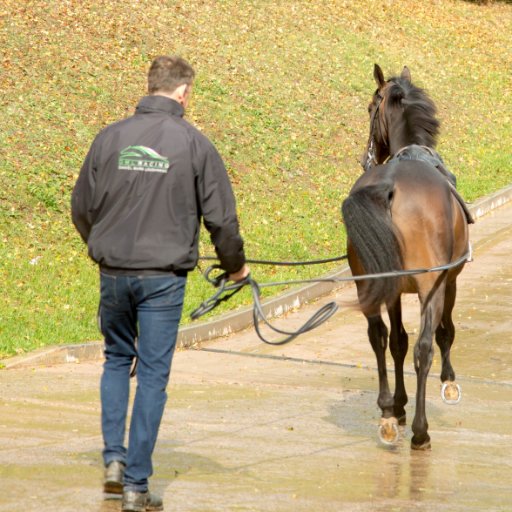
[401, 66, 411, 83]
[373, 64, 386, 88]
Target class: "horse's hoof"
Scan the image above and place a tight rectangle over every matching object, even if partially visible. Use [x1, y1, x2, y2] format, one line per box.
[378, 417, 400, 445]
[411, 438, 431, 451]
[441, 381, 462, 405]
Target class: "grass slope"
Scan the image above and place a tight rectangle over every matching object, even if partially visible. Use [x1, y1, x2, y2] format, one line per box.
[0, 0, 511, 358]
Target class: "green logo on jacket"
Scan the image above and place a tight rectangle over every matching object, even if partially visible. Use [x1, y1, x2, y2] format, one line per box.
[119, 146, 170, 173]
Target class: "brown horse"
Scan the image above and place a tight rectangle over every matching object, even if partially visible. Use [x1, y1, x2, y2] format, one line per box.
[341, 64, 471, 450]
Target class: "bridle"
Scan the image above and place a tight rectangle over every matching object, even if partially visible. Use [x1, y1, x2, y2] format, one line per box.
[363, 91, 386, 172]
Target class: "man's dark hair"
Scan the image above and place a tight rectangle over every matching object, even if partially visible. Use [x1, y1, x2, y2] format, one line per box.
[148, 56, 195, 94]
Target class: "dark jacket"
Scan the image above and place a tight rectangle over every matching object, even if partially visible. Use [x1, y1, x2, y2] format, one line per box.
[71, 95, 246, 274]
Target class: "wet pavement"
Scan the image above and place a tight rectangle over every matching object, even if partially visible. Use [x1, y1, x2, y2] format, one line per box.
[1, 200, 511, 511]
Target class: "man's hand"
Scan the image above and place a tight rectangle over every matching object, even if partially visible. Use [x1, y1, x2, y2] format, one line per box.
[228, 264, 250, 282]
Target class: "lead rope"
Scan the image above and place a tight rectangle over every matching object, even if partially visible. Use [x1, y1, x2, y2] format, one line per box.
[191, 250, 472, 346]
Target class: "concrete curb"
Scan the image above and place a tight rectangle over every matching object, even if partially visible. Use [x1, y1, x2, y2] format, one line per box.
[3, 184, 512, 370]
[467, 183, 512, 219]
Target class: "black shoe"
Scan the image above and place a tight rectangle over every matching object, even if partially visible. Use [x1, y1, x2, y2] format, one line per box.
[104, 460, 125, 495]
[122, 490, 163, 512]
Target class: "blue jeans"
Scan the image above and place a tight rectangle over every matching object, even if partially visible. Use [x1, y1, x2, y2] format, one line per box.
[99, 272, 186, 492]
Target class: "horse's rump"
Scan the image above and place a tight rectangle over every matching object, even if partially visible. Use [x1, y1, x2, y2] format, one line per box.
[342, 161, 468, 310]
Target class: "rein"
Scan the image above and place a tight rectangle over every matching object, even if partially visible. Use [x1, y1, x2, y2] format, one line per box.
[191, 250, 472, 346]
[363, 93, 384, 171]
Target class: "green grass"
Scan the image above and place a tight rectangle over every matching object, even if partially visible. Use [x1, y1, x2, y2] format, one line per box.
[1, 0, 511, 358]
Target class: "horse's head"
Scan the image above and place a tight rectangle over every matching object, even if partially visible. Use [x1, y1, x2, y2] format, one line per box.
[361, 64, 411, 171]
[361, 64, 439, 172]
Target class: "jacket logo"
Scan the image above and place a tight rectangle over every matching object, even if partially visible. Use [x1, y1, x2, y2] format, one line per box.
[118, 146, 170, 173]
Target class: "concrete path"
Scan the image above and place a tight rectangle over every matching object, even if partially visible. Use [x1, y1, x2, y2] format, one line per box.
[1, 201, 511, 511]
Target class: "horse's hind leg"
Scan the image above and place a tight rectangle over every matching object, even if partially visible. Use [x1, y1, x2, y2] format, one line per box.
[366, 313, 399, 444]
[412, 280, 446, 450]
[436, 280, 461, 404]
[388, 298, 409, 425]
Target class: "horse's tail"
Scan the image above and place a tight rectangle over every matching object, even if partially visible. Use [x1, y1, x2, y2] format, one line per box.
[341, 181, 403, 310]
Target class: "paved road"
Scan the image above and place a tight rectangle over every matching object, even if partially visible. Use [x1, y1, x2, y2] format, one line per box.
[1, 201, 511, 512]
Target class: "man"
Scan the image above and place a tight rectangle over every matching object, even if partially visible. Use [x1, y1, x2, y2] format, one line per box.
[72, 55, 249, 512]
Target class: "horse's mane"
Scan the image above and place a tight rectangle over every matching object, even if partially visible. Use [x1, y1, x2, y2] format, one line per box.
[386, 77, 440, 148]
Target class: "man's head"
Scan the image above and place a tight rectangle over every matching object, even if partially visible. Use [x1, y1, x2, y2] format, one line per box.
[148, 56, 195, 108]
